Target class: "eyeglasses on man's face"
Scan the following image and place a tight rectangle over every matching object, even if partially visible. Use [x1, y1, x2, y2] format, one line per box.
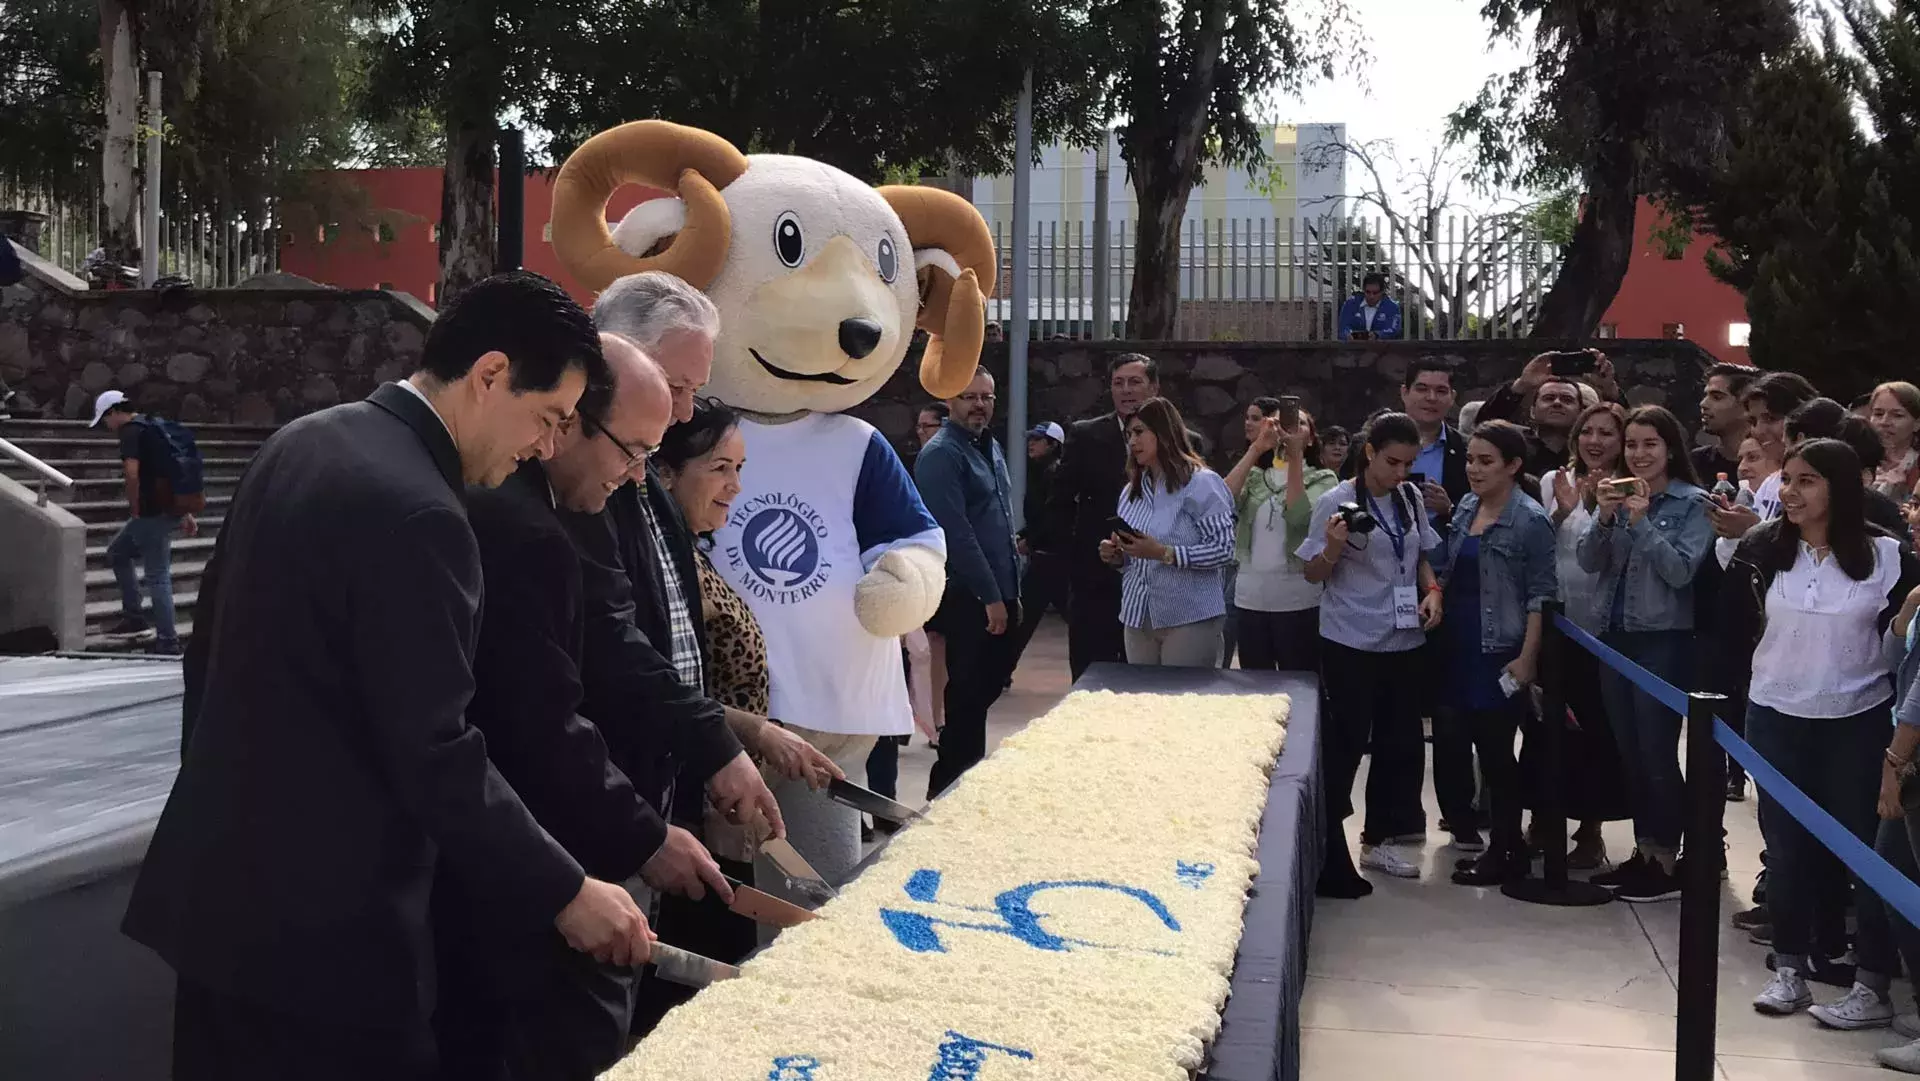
[582, 412, 657, 472]
[956, 393, 996, 405]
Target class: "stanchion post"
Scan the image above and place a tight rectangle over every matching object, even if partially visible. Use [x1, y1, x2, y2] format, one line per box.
[1675, 690, 1729, 1081]
[1503, 602, 1612, 907]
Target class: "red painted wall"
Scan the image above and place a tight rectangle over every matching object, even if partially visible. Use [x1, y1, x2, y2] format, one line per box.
[1597, 198, 1751, 364]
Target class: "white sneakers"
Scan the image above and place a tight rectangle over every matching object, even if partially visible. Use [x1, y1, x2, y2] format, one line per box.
[1808, 983, 1894, 1030]
[1880, 1039, 1920, 1074]
[1359, 844, 1421, 879]
[1752, 968, 1813, 1016]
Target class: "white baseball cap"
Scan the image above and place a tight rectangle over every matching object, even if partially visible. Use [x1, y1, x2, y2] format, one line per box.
[89, 390, 128, 427]
[1027, 422, 1066, 443]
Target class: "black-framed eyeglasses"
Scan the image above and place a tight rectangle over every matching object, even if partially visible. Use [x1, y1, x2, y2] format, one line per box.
[581, 412, 656, 471]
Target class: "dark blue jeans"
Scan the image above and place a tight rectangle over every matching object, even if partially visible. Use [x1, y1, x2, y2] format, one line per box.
[1748, 702, 1893, 973]
[108, 515, 179, 645]
[1596, 629, 1692, 850]
[1854, 773, 1920, 999]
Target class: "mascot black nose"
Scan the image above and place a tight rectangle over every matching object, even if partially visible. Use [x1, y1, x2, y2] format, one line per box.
[838, 318, 884, 360]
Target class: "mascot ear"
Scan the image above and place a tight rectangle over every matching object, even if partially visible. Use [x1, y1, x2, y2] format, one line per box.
[551, 120, 749, 294]
[876, 186, 997, 401]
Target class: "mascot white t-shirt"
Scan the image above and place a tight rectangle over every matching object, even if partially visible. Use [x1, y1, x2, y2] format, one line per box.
[712, 413, 945, 737]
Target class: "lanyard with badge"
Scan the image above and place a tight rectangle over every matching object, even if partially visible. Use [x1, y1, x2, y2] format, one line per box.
[1367, 487, 1422, 629]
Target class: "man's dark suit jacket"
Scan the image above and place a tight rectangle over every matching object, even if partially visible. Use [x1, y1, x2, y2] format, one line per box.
[557, 465, 741, 814]
[125, 383, 584, 1030]
[1049, 412, 1131, 587]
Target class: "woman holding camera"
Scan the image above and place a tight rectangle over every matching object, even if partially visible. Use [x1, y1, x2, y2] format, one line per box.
[1298, 412, 1444, 894]
[1433, 421, 1560, 885]
[1725, 440, 1920, 1021]
[1576, 404, 1713, 904]
[1100, 398, 1236, 666]
[1226, 399, 1338, 672]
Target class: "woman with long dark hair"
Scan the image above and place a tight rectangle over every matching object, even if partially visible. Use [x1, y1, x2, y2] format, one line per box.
[1576, 404, 1712, 904]
[1099, 397, 1236, 666]
[1298, 412, 1445, 894]
[1434, 421, 1559, 885]
[1728, 440, 1920, 1021]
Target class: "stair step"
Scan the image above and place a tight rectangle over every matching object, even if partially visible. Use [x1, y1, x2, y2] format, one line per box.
[2, 416, 277, 434]
[39, 474, 245, 492]
[87, 590, 199, 621]
[84, 560, 210, 589]
[63, 495, 232, 515]
[84, 619, 195, 652]
[87, 534, 218, 561]
[86, 515, 223, 537]
[1, 436, 267, 453]
[10, 456, 255, 471]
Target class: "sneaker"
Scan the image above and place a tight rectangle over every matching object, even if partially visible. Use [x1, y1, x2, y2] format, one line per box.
[1382, 832, 1427, 847]
[1616, 859, 1682, 903]
[1359, 845, 1421, 879]
[1896, 1013, 1920, 1040]
[104, 615, 151, 637]
[1753, 967, 1813, 1015]
[1568, 830, 1607, 871]
[1749, 923, 1775, 946]
[1809, 983, 1894, 1030]
[1877, 1038, 1920, 1075]
[1450, 831, 1486, 854]
[1726, 775, 1747, 802]
[1731, 905, 1770, 931]
[1590, 852, 1647, 890]
[146, 638, 183, 657]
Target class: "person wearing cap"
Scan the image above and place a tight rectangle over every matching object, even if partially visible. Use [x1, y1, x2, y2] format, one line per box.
[91, 389, 198, 653]
[915, 366, 1020, 798]
[1009, 421, 1071, 668]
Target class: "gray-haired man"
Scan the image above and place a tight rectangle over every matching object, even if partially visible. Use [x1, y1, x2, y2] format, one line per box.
[593, 270, 720, 424]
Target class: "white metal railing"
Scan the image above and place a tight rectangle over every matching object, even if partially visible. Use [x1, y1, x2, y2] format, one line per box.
[986, 213, 1565, 342]
[0, 181, 281, 288]
[0, 436, 76, 507]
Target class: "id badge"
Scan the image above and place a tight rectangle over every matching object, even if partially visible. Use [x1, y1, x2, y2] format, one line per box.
[1392, 585, 1420, 630]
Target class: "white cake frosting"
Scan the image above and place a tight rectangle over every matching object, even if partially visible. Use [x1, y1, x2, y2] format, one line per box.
[604, 688, 1290, 1080]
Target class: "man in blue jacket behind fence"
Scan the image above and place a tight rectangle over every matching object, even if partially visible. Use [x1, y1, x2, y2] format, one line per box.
[1338, 272, 1403, 341]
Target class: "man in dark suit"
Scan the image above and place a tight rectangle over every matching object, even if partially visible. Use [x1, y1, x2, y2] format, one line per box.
[125, 272, 654, 1081]
[435, 336, 736, 1081]
[1048, 352, 1161, 679]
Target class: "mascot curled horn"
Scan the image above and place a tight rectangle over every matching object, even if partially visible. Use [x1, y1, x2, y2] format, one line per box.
[550, 120, 994, 877]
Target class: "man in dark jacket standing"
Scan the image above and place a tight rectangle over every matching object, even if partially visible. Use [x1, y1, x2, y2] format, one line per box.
[917, 366, 1020, 797]
[1009, 421, 1071, 667]
[1049, 353, 1161, 679]
[126, 272, 654, 1081]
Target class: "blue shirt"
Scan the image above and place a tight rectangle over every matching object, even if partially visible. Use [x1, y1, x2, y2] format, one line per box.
[914, 421, 1018, 605]
[1115, 468, 1236, 630]
[1413, 424, 1449, 522]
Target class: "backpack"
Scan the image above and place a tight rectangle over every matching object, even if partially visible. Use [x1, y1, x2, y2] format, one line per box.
[139, 417, 206, 514]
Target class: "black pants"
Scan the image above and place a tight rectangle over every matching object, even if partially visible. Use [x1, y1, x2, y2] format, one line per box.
[1067, 572, 1124, 681]
[1009, 551, 1071, 667]
[175, 978, 437, 1081]
[1465, 698, 1530, 861]
[928, 590, 1023, 798]
[1320, 641, 1427, 851]
[1233, 606, 1321, 672]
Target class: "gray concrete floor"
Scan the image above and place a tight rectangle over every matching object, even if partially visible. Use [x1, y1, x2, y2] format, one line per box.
[933, 617, 1891, 1078]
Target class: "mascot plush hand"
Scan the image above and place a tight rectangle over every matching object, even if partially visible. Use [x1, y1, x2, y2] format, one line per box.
[550, 120, 994, 751]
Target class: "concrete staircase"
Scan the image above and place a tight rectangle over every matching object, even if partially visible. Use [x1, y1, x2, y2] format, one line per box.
[0, 416, 275, 651]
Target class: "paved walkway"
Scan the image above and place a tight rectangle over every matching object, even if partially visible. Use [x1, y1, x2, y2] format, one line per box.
[917, 618, 1903, 1079]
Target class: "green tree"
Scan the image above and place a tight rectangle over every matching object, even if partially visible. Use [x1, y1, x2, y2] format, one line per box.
[1448, 0, 1797, 339]
[0, 0, 99, 200]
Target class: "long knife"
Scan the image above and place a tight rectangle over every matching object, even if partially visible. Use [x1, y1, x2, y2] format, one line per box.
[718, 875, 818, 928]
[646, 943, 739, 989]
[827, 777, 925, 826]
[759, 837, 838, 903]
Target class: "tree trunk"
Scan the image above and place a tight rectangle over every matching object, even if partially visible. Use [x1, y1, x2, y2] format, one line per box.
[1125, 174, 1189, 339]
[99, 0, 141, 266]
[1530, 155, 1638, 339]
[437, 108, 497, 306]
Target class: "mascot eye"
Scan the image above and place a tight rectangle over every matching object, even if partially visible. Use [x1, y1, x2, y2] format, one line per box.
[773, 212, 805, 268]
[877, 236, 898, 283]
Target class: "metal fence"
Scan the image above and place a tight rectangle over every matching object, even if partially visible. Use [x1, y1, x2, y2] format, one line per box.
[0, 182, 281, 288]
[986, 214, 1565, 342]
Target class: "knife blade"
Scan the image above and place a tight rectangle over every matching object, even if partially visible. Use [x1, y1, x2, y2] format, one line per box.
[719, 875, 818, 928]
[646, 943, 738, 989]
[759, 838, 837, 904]
[827, 777, 925, 825]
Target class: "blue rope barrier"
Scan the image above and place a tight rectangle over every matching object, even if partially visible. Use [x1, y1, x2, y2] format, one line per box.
[1551, 613, 1920, 932]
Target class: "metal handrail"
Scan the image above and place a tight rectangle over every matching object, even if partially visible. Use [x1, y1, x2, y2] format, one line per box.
[0, 435, 76, 507]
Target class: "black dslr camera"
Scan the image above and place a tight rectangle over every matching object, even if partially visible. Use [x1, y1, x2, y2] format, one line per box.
[1334, 502, 1377, 535]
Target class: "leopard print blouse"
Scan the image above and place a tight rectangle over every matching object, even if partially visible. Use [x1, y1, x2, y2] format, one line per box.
[695, 549, 770, 717]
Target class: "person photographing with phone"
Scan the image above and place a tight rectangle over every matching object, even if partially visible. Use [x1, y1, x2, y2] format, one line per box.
[1576, 405, 1714, 903]
[1225, 397, 1338, 672]
[1297, 412, 1445, 895]
[1098, 397, 1236, 667]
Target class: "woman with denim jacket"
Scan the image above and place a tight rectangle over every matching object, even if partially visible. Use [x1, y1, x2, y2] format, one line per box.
[1226, 403, 1339, 672]
[1858, 581, 1920, 1071]
[1575, 404, 1714, 903]
[1433, 421, 1560, 885]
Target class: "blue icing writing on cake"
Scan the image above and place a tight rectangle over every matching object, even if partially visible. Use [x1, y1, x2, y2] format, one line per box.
[926, 1031, 1034, 1080]
[768, 1055, 821, 1081]
[881, 870, 1180, 954]
[1175, 861, 1217, 889]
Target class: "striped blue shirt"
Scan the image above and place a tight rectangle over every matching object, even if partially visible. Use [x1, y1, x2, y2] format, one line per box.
[1115, 468, 1236, 629]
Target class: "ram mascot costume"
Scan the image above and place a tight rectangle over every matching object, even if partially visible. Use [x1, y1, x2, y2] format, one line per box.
[550, 120, 994, 883]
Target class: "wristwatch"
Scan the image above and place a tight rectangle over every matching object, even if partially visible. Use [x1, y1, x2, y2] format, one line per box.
[1159, 548, 1176, 566]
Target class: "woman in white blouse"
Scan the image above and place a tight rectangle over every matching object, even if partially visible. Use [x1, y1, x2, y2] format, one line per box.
[1537, 401, 1632, 869]
[1731, 439, 1920, 1022]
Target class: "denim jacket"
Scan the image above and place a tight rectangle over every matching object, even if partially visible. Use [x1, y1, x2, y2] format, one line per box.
[1574, 479, 1713, 632]
[1436, 490, 1560, 653]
